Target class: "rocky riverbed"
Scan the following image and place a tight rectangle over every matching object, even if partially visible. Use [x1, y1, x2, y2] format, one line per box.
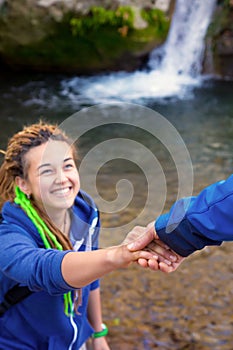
[101, 237, 233, 349]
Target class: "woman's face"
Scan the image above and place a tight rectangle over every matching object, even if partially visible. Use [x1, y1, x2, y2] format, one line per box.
[20, 140, 80, 214]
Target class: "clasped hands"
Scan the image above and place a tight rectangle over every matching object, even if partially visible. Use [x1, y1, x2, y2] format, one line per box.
[124, 222, 185, 273]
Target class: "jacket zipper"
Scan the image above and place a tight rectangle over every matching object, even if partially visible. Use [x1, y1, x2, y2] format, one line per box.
[68, 313, 78, 350]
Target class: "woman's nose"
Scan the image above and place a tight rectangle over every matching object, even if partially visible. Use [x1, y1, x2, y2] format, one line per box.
[55, 170, 67, 183]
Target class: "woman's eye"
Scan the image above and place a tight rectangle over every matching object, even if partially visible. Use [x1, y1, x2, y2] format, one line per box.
[65, 163, 74, 169]
[40, 169, 52, 175]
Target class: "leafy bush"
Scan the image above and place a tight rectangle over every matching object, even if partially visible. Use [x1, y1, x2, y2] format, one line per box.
[70, 6, 134, 36]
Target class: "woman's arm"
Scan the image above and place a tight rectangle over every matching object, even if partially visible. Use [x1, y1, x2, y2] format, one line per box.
[88, 287, 103, 333]
[87, 288, 110, 350]
[61, 244, 157, 288]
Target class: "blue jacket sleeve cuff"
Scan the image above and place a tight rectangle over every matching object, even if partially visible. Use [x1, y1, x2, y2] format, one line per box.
[156, 214, 222, 257]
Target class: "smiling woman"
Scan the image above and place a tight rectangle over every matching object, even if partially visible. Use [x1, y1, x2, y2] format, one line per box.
[0, 121, 167, 350]
[15, 140, 80, 235]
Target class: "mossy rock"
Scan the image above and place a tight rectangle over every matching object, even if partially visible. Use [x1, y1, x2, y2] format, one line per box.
[0, 6, 170, 74]
[206, 0, 233, 77]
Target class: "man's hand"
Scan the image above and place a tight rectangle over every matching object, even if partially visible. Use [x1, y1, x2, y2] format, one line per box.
[125, 223, 185, 272]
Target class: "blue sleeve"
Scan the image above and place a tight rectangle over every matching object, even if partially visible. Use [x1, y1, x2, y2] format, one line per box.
[155, 174, 233, 257]
[0, 224, 75, 295]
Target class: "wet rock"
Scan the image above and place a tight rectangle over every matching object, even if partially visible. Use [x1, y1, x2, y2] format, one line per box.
[100, 233, 233, 349]
[204, 1, 233, 78]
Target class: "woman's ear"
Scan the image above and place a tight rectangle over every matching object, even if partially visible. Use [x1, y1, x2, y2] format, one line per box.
[15, 176, 31, 197]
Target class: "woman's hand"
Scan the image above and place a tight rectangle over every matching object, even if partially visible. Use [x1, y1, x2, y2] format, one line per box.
[125, 223, 185, 272]
[109, 241, 159, 270]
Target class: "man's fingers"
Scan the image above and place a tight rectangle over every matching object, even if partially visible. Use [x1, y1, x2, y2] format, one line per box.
[146, 243, 178, 263]
[132, 249, 158, 262]
[148, 239, 170, 250]
[137, 257, 159, 270]
[148, 258, 159, 270]
[137, 258, 149, 268]
[159, 258, 185, 273]
[158, 262, 175, 273]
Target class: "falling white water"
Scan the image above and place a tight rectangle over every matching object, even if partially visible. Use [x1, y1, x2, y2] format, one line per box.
[149, 0, 216, 76]
[61, 0, 216, 104]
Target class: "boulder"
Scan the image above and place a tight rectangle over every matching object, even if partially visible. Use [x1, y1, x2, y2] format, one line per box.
[0, 0, 173, 74]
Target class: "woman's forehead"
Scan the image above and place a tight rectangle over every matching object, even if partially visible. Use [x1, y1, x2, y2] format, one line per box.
[26, 140, 73, 165]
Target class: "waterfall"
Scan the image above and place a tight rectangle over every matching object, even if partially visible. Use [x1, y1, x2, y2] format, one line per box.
[149, 0, 216, 77]
[61, 0, 217, 103]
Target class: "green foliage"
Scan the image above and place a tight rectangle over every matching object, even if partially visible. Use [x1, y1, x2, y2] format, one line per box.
[70, 6, 134, 36]
[141, 8, 170, 37]
[207, 0, 233, 37]
[223, 0, 231, 7]
[216, 0, 233, 10]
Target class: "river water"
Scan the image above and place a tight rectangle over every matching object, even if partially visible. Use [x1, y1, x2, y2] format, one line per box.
[0, 70, 233, 349]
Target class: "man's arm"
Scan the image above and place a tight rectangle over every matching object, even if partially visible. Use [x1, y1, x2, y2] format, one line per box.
[127, 175, 233, 272]
[155, 175, 233, 256]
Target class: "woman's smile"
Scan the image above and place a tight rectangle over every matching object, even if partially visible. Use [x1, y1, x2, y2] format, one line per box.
[51, 186, 72, 197]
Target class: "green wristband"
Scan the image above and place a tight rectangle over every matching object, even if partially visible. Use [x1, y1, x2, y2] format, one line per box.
[92, 323, 108, 338]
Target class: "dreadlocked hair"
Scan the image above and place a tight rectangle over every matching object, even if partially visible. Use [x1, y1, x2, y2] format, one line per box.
[14, 185, 74, 316]
[0, 121, 76, 251]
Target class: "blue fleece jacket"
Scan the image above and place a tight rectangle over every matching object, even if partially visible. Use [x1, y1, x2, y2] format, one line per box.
[0, 190, 100, 350]
[156, 174, 233, 257]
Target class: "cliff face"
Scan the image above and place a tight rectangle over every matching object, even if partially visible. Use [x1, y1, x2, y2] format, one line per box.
[0, 0, 232, 78]
[204, 0, 233, 78]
